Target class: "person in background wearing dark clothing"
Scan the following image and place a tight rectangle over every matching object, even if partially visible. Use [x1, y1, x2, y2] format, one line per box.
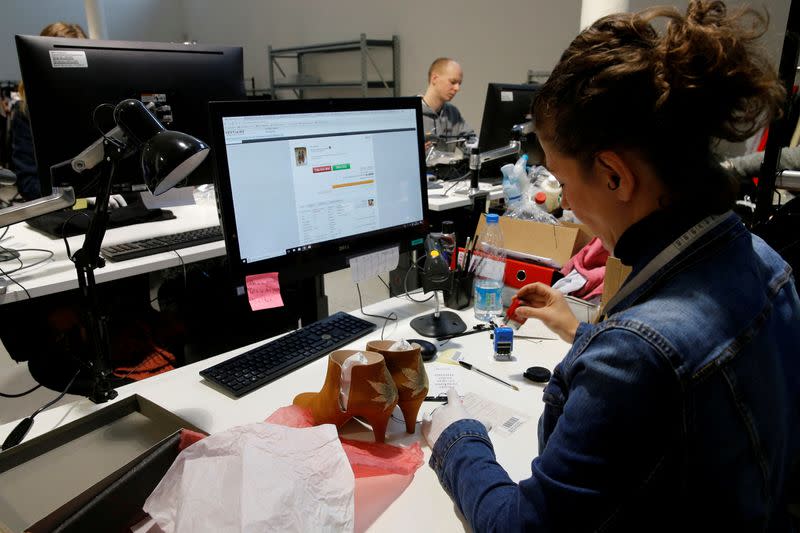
[422, 1, 800, 531]
[11, 22, 87, 201]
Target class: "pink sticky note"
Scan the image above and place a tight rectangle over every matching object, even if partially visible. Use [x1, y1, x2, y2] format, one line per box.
[245, 272, 284, 311]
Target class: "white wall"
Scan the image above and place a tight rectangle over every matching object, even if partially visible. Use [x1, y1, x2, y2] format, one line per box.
[0, 0, 185, 80]
[1, 0, 792, 132]
[179, 0, 583, 132]
[178, 0, 792, 133]
[102, 0, 185, 42]
[0, 0, 87, 80]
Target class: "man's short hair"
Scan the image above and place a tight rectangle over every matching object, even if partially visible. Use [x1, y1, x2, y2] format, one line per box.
[428, 57, 454, 83]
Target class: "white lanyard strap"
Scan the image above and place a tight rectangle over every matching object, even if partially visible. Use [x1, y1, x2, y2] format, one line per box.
[602, 212, 731, 318]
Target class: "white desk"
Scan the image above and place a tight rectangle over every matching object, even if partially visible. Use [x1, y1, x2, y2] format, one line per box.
[0, 201, 223, 304]
[0, 297, 569, 531]
[427, 181, 504, 211]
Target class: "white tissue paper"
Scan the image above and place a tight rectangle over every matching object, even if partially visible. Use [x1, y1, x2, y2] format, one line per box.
[143, 422, 354, 533]
[388, 339, 413, 351]
[340, 351, 368, 409]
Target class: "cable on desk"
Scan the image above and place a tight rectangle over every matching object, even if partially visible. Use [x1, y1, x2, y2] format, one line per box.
[403, 253, 433, 303]
[0, 383, 41, 398]
[1, 368, 81, 450]
[0, 242, 56, 299]
[172, 249, 187, 291]
[61, 210, 92, 261]
[0, 244, 54, 275]
[377, 274, 392, 296]
[445, 174, 469, 195]
[356, 282, 397, 340]
[0, 264, 31, 299]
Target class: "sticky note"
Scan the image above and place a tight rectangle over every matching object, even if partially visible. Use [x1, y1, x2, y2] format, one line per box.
[245, 272, 284, 311]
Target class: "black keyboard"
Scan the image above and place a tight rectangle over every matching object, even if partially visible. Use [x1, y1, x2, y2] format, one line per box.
[101, 226, 223, 262]
[200, 312, 376, 397]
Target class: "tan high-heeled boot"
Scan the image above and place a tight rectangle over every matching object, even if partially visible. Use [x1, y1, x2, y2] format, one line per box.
[366, 340, 428, 434]
[293, 349, 398, 443]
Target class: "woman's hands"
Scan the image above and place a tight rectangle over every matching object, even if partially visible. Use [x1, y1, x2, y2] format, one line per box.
[514, 282, 579, 343]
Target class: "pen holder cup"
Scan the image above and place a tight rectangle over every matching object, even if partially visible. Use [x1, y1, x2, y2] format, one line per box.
[444, 271, 474, 310]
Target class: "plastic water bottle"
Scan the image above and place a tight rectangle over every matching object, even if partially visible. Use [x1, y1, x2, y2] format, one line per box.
[473, 213, 506, 321]
[513, 154, 528, 185]
[501, 164, 522, 207]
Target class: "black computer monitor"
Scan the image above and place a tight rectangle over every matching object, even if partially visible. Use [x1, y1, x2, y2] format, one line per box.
[209, 97, 429, 312]
[15, 35, 245, 197]
[478, 82, 542, 180]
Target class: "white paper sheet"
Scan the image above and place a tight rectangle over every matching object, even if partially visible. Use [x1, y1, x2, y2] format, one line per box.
[144, 423, 354, 533]
[462, 392, 529, 436]
[426, 364, 463, 398]
[349, 246, 400, 284]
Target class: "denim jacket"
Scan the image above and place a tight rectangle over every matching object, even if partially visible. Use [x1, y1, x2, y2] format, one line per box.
[430, 211, 800, 532]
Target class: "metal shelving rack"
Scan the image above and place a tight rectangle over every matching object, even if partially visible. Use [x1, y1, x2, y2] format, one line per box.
[268, 34, 399, 99]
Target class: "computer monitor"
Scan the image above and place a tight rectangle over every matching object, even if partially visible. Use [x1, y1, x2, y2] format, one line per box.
[14, 35, 245, 197]
[208, 97, 429, 312]
[477, 82, 542, 180]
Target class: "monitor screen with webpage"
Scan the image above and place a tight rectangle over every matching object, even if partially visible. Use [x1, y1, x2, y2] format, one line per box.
[209, 97, 429, 287]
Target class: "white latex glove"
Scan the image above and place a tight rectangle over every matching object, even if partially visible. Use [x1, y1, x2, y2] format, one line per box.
[421, 388, 491, 448]
[85, 194, 128, 209]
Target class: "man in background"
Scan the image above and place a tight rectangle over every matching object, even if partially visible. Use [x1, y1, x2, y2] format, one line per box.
[421, 58, 476, 152]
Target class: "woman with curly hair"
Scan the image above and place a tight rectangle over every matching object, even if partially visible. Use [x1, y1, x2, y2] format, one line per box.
[422, 2, 799, 530]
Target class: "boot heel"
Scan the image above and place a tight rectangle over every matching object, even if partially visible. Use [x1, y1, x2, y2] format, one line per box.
[367, 340, 429, 434]
[365, 412, 391, 443]
[397, 398, 424, 433]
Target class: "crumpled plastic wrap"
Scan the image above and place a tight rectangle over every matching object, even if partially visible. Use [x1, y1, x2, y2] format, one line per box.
[144, 422, 354, 533]
[340, 352, 369, 409]
[388, 339, 413, 351]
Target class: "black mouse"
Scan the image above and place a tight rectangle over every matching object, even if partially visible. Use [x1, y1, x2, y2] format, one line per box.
[408, 338, 437, 361]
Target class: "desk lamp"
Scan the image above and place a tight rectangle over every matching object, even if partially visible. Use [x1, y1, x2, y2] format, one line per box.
[68, 98, 209, 403]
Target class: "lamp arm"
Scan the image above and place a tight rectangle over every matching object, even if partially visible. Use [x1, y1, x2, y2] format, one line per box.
[69, 141, 125, 404]
[71, 125, 129, 173]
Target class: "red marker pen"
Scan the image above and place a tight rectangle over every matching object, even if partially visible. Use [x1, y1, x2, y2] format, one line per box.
[504, 297, 526, 330]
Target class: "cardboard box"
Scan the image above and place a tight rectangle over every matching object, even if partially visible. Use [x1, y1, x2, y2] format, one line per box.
[475, 216, 593, 269]
[475, 216, 631, 319]
[0, 395, 204, 533]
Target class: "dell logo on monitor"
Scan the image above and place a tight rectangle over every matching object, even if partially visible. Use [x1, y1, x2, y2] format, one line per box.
[338, 244, 350, 251]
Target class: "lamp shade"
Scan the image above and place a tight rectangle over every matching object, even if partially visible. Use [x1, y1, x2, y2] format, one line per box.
[113, 98, 210, 196]
[141, 131, 209, 195]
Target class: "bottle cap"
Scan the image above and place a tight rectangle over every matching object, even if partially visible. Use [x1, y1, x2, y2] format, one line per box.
[486, 213, 499, 224]
[442, 220, 454, 234]
[534, 191, 547, 204]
